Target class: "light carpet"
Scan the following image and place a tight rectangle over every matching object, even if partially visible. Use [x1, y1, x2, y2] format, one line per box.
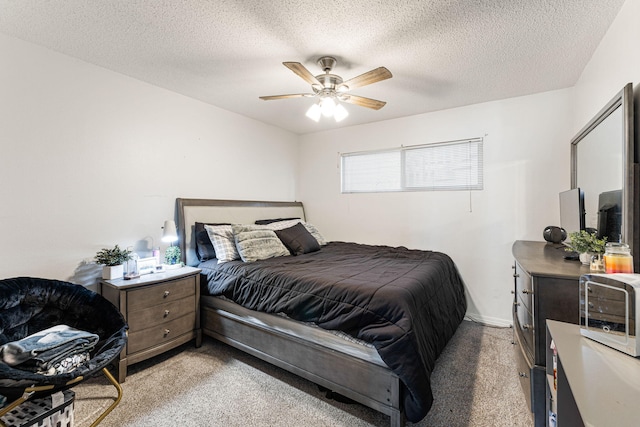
[73, 320, 533, 426]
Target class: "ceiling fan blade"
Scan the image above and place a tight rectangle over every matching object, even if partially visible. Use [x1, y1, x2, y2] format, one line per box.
[283, 62, 323, 87]
[339, 67, 392, 91]
[259, 93, 314, 101]
[341, 95, 387, 110]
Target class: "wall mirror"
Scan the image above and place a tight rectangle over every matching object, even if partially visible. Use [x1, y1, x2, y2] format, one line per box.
[571, 82, 636, 269]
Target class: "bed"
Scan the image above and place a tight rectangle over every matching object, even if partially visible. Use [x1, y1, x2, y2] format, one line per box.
[176, 198, 467, 426]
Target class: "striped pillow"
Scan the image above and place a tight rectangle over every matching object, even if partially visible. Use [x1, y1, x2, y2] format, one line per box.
[232, 225, 290, 262]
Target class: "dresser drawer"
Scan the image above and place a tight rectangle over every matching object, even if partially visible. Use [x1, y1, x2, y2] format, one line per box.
[514, 330, 533, 412]
[514, 262, 533, 311]
[128, 312, 196, 354]
[127, 296, 196, 331]
[128, 277, 196, 311]
[516, 301, 535, 354]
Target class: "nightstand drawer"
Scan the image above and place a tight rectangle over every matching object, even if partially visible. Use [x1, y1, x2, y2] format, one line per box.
[128, 313, 196, 354]
[128, 277, 195, 311]
[127, 296, 196, 331]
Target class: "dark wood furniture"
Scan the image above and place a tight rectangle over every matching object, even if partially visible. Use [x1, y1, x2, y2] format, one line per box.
[512, 241, 590, 427]
[545, 320, 640, 427]
[200, 295, 402, 425]
[176, 198, 465, 427]
[100, 266, 201, 382]
[177, 199, 404, 426]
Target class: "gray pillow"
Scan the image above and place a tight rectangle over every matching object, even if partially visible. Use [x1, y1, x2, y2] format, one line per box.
[232, 225, 290, 262]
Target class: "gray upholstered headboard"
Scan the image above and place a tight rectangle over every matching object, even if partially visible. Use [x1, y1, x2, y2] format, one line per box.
[176, 198, 306, 267]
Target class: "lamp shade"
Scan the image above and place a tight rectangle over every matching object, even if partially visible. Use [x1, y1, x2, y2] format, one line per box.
[162, 220, 178, 243]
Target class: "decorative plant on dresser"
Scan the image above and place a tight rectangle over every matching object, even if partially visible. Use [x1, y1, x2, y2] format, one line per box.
[563, 230, 607, 266]
[95, 245, 132, 279]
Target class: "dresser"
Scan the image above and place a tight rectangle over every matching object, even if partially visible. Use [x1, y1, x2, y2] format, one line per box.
[512, 241, 589, 427]
[100, 266, 201, 382]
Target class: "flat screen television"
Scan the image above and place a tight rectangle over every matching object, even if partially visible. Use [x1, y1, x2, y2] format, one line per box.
[560, 188, 585, 236]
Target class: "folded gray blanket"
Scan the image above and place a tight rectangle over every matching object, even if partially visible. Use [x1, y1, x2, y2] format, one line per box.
[0, 324, 98, 375]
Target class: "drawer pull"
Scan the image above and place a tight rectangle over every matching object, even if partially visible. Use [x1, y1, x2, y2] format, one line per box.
[163, 291, 170, 298]
[164, 310, 170, 317]
[522, 324, 533, 330]
[510, 290, 515, 295]
[521, 289, 533, 295]
[164, 329, 170, 336]
[518, 372, 528, 378]
[513, 301, 520, 307]
[513, 273, 520, 278]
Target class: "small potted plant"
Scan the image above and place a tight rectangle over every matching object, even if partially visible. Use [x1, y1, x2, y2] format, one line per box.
[565, 230, 607, 265]
[95, 245, 132, 279]
[164, 246, 182, 269]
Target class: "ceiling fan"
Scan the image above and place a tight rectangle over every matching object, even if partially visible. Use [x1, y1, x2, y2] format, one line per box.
[259, 56, 392, 122]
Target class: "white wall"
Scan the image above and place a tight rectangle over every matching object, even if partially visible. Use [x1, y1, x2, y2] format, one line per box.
[572, 0, 640, 131]
[297, 90, 573, 326]
[0, 33, 298, 284]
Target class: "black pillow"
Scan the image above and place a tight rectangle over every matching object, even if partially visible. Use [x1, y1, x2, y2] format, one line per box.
[194, 222, 229, 260]
[274, 223, 320, 256]
[255, 217, 300, 225]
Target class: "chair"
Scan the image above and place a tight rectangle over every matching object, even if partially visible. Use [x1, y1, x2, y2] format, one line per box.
[0, 277, 127, 426]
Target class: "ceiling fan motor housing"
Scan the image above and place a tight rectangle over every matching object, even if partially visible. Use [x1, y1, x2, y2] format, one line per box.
[317, 56, 337, 72]
[313, 74, 344, 95]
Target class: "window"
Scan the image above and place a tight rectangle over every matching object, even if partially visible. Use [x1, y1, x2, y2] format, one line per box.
[341, 138, 483, 193]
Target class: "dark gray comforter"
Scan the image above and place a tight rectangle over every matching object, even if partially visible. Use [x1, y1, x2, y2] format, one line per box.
[201, 241, 467, 422]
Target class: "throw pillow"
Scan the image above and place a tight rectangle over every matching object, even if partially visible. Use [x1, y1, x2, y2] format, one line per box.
[275, 223, 321, 255]
[204, 224, 240, 263]
[232, 225, 290, 262]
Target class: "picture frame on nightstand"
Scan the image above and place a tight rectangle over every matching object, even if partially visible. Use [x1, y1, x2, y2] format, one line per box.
[135, 257, 158, 275]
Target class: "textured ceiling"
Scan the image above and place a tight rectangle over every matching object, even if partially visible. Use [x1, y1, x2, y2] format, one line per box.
[0, 0, 626, 134]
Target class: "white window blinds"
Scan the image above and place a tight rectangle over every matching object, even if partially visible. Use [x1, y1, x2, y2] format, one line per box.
[341, 138, 483, 193]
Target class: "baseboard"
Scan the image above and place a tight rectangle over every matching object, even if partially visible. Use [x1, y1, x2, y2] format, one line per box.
[464, 313, 512, 328]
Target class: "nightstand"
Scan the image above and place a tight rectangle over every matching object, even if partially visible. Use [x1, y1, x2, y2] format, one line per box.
[100, 266, 201, 382]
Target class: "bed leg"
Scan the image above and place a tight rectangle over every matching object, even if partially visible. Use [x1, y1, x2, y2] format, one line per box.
[389, 409, 404, 427]
[388, 374, 404, 427]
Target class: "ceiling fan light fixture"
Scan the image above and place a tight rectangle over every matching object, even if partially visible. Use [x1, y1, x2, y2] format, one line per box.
[320, 97, 336, 117]
[334, 104, 349, 122]
[306, 103, 321, 122]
